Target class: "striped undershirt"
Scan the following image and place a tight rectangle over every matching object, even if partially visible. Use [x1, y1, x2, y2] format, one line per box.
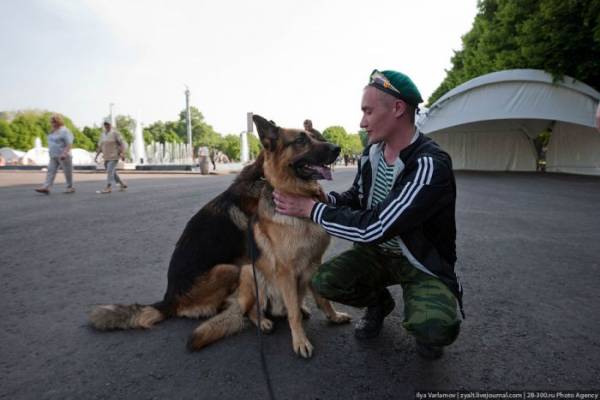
[372, 154, 403, 253]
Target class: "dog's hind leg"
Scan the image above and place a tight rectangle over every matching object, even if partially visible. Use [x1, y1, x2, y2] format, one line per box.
[187, 296, 245, 351]
[176, 264, 240, 319]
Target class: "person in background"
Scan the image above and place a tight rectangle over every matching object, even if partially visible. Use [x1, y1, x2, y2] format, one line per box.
[303, 119, 321, 136]
[95, 118, 127, 194]
[35, 114, 75, 194]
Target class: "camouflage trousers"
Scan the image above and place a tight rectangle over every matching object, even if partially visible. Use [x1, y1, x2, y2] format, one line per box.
[312, 244, 460, 346]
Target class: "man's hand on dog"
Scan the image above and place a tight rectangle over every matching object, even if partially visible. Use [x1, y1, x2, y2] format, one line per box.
[273, 190, 316, 218]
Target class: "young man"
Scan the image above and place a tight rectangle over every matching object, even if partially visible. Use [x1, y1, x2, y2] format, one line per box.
[273, 70, 463, 359]
[95, 118, 128, 194]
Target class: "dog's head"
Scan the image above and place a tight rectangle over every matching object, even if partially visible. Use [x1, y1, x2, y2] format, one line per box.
[253, 115, 340, 182]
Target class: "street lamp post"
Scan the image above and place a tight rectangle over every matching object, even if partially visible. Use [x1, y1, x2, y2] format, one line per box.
[185, 87, 192, 163]
[109, 103, 115, 126]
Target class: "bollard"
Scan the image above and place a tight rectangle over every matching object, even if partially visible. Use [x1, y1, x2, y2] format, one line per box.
[199, 155, 209, 175]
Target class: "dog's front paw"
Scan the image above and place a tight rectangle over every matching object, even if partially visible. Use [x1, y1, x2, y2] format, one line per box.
[260, 318, 274, 333]
[293, 335, 314, 358]
[328, 311, 351, 324]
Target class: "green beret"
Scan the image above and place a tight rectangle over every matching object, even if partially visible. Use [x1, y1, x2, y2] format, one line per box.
[369, 69, 423, 107]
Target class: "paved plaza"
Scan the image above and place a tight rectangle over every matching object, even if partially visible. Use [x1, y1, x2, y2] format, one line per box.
[1, 169, 599, 399]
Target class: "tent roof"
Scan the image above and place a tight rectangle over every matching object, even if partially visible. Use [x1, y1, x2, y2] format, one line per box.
[435, 69, 599, 105]
[421, 69, 600, 134]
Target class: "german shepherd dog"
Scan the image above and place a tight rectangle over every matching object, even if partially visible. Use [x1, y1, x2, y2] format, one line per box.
[89, 152, 265, 330]
[89, 115, 350, 357]
[186, 116, 351, 358]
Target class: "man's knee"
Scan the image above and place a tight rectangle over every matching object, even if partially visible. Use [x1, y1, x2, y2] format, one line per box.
[311, 270, 342, 301]
[404, 317, 460, 346]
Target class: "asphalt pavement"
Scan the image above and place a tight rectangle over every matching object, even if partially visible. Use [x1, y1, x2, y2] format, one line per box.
[1, 169, 599, 399]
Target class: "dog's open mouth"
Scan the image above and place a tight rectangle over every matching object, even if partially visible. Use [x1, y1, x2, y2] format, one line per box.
[294, 162, 333, 180]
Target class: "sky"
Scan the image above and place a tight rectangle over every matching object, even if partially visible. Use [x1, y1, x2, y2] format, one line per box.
[0, 0, 478, 135]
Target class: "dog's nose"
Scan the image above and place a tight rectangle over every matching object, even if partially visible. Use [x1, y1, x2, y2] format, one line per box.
[332, 145, 341, 157]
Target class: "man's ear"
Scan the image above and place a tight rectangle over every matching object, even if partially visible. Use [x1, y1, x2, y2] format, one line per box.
[253, 115, 279, 151]
[393, 100, 407, 119]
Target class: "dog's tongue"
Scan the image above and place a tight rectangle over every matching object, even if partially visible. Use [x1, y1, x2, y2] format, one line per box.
[312, 165, 332, 180]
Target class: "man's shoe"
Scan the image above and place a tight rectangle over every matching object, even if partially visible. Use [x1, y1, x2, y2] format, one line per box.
[354, 290, 395, 340]
[35, 187, 50, 195]
[63, 187, 75, 194]
[416, 341, 444, 360]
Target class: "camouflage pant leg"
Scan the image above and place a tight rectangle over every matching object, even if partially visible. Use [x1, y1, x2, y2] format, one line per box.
[395, 261, 461, 346]
[311, 244, 396, 308]
[313, 244, 460, 346]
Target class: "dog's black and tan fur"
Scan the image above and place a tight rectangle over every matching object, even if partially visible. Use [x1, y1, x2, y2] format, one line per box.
[187, 116, 350, 358]
[89, 115, 350, 358]
[89, 153, 265, 329]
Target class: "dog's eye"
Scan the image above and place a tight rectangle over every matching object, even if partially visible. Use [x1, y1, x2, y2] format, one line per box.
[295, 136, 307, 145]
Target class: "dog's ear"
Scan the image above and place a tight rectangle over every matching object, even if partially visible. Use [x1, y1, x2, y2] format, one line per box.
[253, 115, 279, 151]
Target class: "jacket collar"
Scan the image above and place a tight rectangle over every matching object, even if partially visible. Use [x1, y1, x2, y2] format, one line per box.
[399, 131, 426, 164]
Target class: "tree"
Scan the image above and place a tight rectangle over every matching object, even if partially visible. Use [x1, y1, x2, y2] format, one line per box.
[115, 115, 135, 145]
[428, 0, 600, 104]
[358, 129, 368, 148]
[346, 134, 364, 156]
[0, 119, 16, 148]
[323, 125, 348, 149]
[143, 121, 182, 144]
[82, 126, 102, 148]
[177, 107, 221, 150]
[219, 134, 241, 161]
[247, 133, 262, 159]
[9, 112, 45, 150]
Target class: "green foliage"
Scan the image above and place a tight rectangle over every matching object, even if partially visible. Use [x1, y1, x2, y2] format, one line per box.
[428, 0, 600, 104]
[177, 107, 221, 149]
[322, 125, 365, 157]
[0, 119, 16, 148]
[219, 135, 241, 161]
[115, 115, 135, 144]
[358, 129, 368, 148]
[247, 133, 262, 159]
[8, 112, 46, 150]
[346, 134, 364, 156]
[143, 121, 183, 144]
[82, 126, 102, 148]
[0, 111, 95, 151]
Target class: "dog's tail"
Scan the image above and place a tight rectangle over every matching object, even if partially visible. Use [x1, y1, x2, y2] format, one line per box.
[89, 301, 169, 331]
[187, 297, 245, 351]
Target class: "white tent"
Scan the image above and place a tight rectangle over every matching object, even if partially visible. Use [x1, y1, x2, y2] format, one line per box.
[21, 147, 94, 166]
[71, 148, 95, 165]
[0, 148, 25, 164]
[21, 147, 49, 166]
[419, 69, 600, 175]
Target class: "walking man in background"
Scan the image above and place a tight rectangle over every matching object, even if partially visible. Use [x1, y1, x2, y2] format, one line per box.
[275, 69, 463, 359]
[95, 118, 127, 194]
[35, 114, 75, 194]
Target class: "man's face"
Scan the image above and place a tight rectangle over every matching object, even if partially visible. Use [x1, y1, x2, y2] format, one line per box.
[103, 123, 111, 132]
[303, 121, 312, 130]
[360, 86, 401, 144]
